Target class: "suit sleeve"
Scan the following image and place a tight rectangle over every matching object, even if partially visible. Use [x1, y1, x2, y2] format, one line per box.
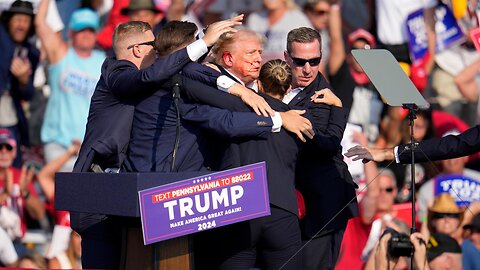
[181, 75, 252, 112]
[181, 62, 221, 87]
[398, 125, 480, 163]
[180, 99, 272, 139]
[107, 49, 191, 98]
[306, 103, 348, 157]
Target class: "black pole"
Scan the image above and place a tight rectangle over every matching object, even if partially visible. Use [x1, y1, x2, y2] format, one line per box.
[403, 103, 418, 268]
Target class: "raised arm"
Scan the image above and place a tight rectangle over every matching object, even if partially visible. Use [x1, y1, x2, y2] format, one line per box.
[34, 0, 67, 64]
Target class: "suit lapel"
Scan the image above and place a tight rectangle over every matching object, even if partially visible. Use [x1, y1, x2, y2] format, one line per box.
[288, 76, 320, 107]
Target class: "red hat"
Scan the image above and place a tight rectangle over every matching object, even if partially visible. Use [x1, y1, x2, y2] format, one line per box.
[348, 28, 376, 49]
[0, 129, 16, 148]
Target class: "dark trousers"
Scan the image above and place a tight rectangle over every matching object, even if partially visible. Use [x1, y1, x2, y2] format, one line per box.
[195, 206, 302, 270]
[79, 217, 123, 269]
[301, 228, 345, 270]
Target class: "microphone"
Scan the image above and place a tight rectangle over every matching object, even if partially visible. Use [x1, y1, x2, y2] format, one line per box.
[172, 74, 182, 100]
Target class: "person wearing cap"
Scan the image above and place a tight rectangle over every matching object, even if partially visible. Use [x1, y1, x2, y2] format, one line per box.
[427, 193, 465, 241]
[427, 233, 463, 270]
[346, 28, 384, 144]
[0, 128, 45, 257]
[0, 0, 40, 168]
[121, 0, 165, 35]
[35, 0, 105, 171]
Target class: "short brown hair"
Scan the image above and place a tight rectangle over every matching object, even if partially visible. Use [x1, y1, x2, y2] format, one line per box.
[155, 20, 197, 58]
[113, 21, 151, 55]
[259, 59, 292, 97]
[286, 27, 322, 53]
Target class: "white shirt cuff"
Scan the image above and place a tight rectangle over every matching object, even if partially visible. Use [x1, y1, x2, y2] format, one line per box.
[217, 75, 236, 92]
[186, 39, 208, 62]
[394, 146, 400, 163]
[271, 111, 282, 133]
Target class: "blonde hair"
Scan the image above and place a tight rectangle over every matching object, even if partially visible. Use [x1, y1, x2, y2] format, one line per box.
[259, 59, 292, 98]
[212, 29, 264, 64]
[112, 21, 151, 56]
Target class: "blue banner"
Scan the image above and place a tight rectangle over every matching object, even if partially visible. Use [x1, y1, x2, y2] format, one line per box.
[434, 174, 480, 207]
[406, 3, 464, 61]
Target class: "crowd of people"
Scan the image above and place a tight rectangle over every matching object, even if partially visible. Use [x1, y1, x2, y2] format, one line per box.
[0, 0, 480, 269]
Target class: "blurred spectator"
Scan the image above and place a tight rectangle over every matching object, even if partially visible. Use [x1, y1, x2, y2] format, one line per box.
[17, 252, 47, 268]
[201, 0, 262, 26]
[426, 193, 464, 242]
[417, 130, 480, 224]
[432, 0, 480, 126]
[346, 28, 384, 143]
[96, 0, 129, 51]
[340, 0, 373, 38]
[48, 230, 82, 269]
[427, 232, 463, 270]
[375, 0, 436, 67]
[0, 226, 17, 267]
[0, 128, 45, 256]
[0, 0, 40, 167]
[35, 0, 105, 171]
[378, 108, 437, 202]
[335, 133, 378, 270]
[121, 0, 166, 35]
[303, 0, 355, 110]
[246, 0, 312, 62]
[462, 214, 480, 270]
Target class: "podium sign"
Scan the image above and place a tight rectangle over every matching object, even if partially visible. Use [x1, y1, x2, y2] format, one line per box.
[139, 162, 270, 244]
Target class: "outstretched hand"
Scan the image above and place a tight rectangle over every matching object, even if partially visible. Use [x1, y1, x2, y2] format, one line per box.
[279, 110, 314, 142]
[202, 14, 244, 47]
[344, 145, 394, 163]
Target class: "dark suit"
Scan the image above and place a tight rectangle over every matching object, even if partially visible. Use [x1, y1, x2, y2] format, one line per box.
[288, 73, 358, 270]
[398, 125, 480, 163]
[122, 76, 274, 173]
[71, 49, 192, 269]
[182, 65, 303, 269]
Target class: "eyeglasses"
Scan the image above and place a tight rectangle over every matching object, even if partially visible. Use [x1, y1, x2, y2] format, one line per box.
[309, 9, 330, 16]
[432, 213, 460, 219]
[0, 143, 13, 151]
[127, 40, 155, 50]
[288, 53, 322, 67]
[380, 187, 395, 193]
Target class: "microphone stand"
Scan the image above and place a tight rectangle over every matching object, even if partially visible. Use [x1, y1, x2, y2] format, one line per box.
[402, 103, 418, 269]
[171, 75, 182, 172]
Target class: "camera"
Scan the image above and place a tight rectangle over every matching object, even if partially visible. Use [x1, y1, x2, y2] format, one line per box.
[385, 228, 413, 257]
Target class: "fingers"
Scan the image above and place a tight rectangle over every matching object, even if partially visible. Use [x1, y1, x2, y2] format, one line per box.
[295, 131, 306, 142]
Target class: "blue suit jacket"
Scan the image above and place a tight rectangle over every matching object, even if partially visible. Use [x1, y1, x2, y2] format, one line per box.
[71, 49, 192, 233]
[182, 64, 304, 215]
[122, 76, 273, 173]
[73, 49, 191, 173]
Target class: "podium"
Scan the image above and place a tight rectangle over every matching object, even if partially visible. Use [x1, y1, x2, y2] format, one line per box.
[55, 171, 206, 270]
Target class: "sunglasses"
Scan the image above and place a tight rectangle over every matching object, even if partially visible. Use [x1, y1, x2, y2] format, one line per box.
[289, 54, 322, 67]
[310, 9, 330, 16]
[432, 213, 460, 219]
[127, 40, 155, 50]
[380, 187, 395, 193]
[0, 143, 13, 151]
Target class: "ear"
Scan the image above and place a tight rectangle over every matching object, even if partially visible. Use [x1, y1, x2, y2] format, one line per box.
[131, 45, 143, 59]
[222, 51, 234, 68]
[284, 50, 289, 62]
